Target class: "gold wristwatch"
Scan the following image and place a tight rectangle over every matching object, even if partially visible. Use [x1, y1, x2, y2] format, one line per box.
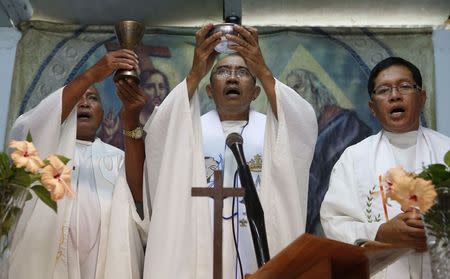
[123, 126, 145, 139]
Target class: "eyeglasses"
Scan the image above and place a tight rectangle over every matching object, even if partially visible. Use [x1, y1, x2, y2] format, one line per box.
[213, 66, 254, 79]
[372, 82, 421, 98]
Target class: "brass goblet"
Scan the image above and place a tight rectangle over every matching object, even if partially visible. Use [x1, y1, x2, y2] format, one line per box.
[113, 20, 145, 84]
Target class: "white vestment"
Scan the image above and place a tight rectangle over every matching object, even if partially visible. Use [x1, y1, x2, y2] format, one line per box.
[202, 110, 265, 278]
[320, 127, 450, 279]
[7, 88, 146, 279]
[143, 78, 317, 278]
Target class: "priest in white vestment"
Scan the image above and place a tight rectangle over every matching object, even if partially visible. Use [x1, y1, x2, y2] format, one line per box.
[140, 24, 317, 278]
[321, 57, 450, 279]
[7, 50, 147, 279]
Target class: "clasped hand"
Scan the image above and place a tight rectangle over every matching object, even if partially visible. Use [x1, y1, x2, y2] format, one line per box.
[375, 208, 427, 252]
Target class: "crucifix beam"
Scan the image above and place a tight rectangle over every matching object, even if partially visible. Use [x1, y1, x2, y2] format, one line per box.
[191, 170, 245, 279]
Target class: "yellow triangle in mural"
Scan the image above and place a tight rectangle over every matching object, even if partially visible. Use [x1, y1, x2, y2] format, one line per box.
[280, 44, 354, 109]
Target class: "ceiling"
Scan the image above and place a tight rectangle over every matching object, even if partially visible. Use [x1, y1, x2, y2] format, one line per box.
[0, 0, 449, 28]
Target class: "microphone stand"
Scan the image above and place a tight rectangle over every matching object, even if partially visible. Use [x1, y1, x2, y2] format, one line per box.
[227, 133, 270, 267]
[236, 163, 271, 267]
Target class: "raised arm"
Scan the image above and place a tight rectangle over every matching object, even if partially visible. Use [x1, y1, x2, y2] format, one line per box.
[61, 49, 139, 123]
[227, 25, 277, 118]
[115, 79, 147, 203]
[186, 24, 222, 99]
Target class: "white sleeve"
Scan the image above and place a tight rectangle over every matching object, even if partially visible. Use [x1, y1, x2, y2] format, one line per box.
[105, 165, 145, 279]
[260, 78, 318, 254]
[8, 86, 77, 158]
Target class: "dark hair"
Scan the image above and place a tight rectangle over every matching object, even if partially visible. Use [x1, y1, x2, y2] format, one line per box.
[367, 57, 422, 97]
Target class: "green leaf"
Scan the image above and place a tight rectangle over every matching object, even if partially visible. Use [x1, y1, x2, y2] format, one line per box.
[31, 185, 57, 213]
[0, 206, 22, 236]
[444, 151, 450, 167]
[10, 167, 32, 186]
[427, 164, 446, 172]
[56, 155, 70, 165]
[25, 191, 33, 201]
[0, 152, 13, 180]
[416, 170, 431, 180]
[419, 163, 450, 185]
[26, 131, 33, 142]
[29, 173, 41, 184]
[437, 178, 450, 188]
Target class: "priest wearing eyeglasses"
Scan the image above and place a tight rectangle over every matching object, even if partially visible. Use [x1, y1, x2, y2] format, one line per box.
[320, 57, 450, 279]
[117, 24, 318, 278]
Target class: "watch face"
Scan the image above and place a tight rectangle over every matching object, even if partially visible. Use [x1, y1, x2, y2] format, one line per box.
[124, 127, 144, 139]
[135, 128, 144, 138]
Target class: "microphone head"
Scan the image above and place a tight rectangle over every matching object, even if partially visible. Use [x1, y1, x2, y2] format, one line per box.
[226, 132, 243, 148]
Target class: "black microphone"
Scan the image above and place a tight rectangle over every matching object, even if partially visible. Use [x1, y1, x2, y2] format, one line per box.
[226, 132, 270, 267]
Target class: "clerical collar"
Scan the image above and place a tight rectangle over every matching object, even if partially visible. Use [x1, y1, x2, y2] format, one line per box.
[221, 120, 248, 129]
[76, 139, 94, 146]
[383, 130, 418, 149]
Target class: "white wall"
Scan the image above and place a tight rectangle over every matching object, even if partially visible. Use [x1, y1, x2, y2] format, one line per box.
[433, 28, 450, 137]
[0, 27, 21, 151]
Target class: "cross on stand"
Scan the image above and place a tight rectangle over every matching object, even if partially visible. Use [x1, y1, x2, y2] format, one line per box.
[191, 170, 246, 279]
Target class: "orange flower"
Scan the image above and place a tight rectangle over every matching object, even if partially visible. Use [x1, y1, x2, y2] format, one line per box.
[9, 140, 44, 173]
[382, 166, 414, 191]
[384, 166, 437, 212]
[41, 155, 73, 201]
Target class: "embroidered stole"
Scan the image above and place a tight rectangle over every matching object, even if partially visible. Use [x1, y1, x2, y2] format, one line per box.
[368, 127, 435, 279]
[201, 109, 265, 278]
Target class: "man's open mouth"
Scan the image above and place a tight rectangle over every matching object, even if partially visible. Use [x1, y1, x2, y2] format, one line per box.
[225, 88, 241, 97]
[77, 111, 92, 120]
[390, 106, 406, 118]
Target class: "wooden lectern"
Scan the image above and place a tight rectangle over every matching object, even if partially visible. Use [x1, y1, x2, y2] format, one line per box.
[246, 234, 410, 279]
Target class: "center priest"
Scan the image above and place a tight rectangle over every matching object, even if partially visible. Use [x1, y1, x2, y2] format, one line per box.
[140, 24, 318, 278]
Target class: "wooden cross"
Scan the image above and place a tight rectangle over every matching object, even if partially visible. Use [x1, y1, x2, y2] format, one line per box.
[191, 170, 246, 279]
[104, 42, 172, 71]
